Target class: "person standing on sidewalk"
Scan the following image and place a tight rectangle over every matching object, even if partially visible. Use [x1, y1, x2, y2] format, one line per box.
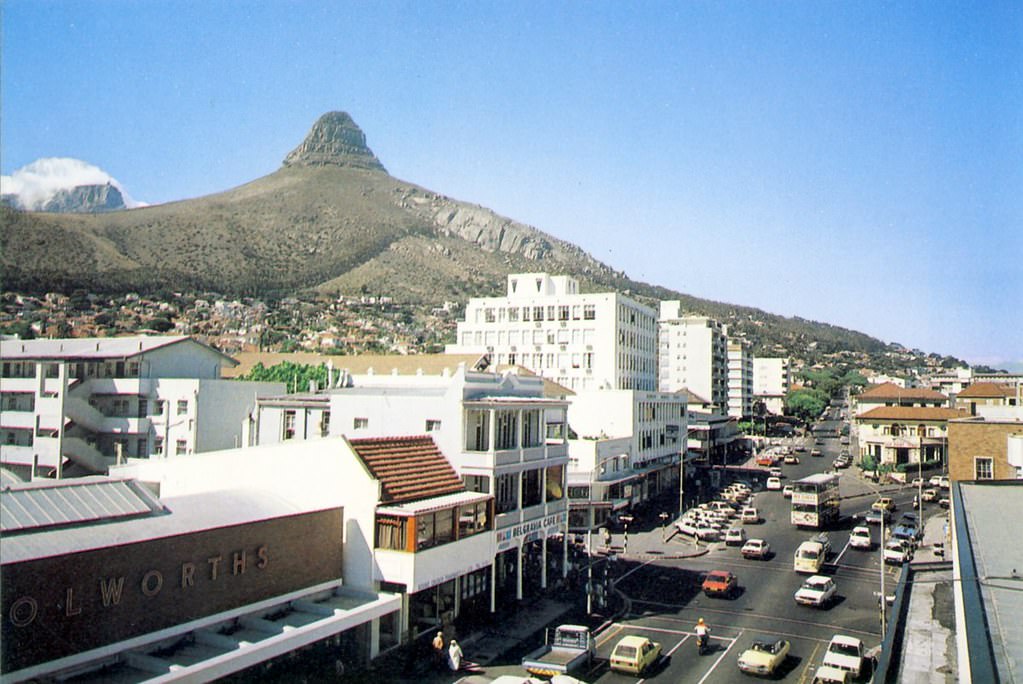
[431, 631, 445, 671]
[448, 639, 463, 671]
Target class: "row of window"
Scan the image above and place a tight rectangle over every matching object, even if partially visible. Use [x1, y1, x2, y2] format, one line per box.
[461, 327, 599, 348]
[375, 500, 490, 552]
[476, 304, 598, 325]
[1, 360, 142, 380]
[465, 409, 551, 452]
[346, 416, 441, 433]
[875, 424, 944, 437]
[493, 352, 595, 371]
[494, 465, 565, 514]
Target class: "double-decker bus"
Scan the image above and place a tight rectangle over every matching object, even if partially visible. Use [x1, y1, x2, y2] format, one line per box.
[791, 473, 841, 529]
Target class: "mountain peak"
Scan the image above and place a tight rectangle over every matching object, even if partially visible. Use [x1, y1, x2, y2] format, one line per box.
[282, 111, 387, 172]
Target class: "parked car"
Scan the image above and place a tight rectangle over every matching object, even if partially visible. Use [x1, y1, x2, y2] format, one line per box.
[811, 665, 850, 684]
[782, 485, 794, 499]
[725, 527, 748, 546]
[766, 477, 782, 491]
[794, 575, 837, 608]
[822, 635, 865, 678]
[609, 635, 662, 675]
[883, 539, 914, 564]
[702, 570, 739, 598]
[849, 526, 874, 550]
[737, 637, 790, 676]
[742, 538, 771, 560]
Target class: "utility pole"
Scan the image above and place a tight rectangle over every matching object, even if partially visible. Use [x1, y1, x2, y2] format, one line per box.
[879, 513, 887, 640]
[586, 529, 593, 615]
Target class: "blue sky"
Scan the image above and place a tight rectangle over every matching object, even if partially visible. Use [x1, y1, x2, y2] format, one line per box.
[3, 1, 1021, 369]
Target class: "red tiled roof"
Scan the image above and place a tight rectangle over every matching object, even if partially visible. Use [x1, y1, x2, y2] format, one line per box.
[957, 382, 1018, 399]
[348, 435, 465, 504]
[857, 382, 947, 402]
[856, 406, 969, 422]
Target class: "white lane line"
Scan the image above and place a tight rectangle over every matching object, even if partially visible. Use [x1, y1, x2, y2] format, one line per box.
[637, 633, 690, 684]
[696, 630, 741, 684]
[833, 538, 852, 565]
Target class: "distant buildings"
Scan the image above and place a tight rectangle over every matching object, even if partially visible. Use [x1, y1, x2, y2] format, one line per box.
[657, 303, 729, 411]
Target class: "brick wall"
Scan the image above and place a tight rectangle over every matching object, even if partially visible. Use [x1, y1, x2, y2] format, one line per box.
[948, 420, 1023, 482]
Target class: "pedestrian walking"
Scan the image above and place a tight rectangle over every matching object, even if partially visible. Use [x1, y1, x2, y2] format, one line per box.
[432, 631, 445, 670]
[448, 639, 463, 671]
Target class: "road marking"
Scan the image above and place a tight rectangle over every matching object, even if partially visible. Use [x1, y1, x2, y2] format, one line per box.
[594, 623, 624, 647]
[833, 538, 852, 565]
[635, 633, 692, 684]
[797, 641, 822, 684]
[696, 629, 741, 684]
[635, 610, 878, 640]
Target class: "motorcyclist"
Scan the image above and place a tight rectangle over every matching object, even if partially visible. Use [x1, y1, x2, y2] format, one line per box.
[695, 617, 710, 654]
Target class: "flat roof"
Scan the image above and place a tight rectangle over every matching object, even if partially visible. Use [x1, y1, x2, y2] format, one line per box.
[956, 481, 1023, 682]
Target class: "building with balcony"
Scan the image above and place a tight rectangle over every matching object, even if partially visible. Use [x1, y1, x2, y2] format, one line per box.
[0, 336, 284, 479]
[855, 406, 969, 467]
[657, 304, 729, 412]
[726, 339, 753, 419]
[852, 382, 949, 415]
[246, 363, 571, 610]
[445, 273, 658, 391]
[565, 435, 634, 531]
[752, 357, 790, 416]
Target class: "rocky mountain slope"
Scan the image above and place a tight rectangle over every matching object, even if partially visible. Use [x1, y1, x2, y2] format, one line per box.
[0, 111, 889, 357]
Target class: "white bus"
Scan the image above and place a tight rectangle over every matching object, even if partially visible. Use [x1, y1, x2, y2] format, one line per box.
[791, 473, 840, 529]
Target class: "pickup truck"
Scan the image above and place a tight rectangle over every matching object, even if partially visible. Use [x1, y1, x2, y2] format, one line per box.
[521, 624, 595, 678]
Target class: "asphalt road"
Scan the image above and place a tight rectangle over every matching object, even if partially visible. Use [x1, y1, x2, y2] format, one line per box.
[577, 413, 940, 684]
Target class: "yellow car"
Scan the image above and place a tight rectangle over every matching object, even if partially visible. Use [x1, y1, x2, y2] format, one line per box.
[872, 497, 895, 512]
[610, 635, 662, 675]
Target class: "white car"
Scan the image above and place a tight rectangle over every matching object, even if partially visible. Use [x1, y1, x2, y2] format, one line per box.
[741, 506, 760, 524]
[822, 635, 865, 678]
[794, 575, 837, 607]
[883, 539, 914, 565]
[725, 527, 747, 546]
[769, 467, 783, 479]
[766, 477, 782, 491]
[849, 526, 873, 550]
[741, 538, 771, 560]
[782, 485, 794, 499]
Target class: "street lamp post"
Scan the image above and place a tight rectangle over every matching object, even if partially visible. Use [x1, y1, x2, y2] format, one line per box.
[660, 511, 669, 541]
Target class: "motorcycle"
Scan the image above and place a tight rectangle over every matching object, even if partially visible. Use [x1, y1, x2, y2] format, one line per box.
[696, 631, 709, 655]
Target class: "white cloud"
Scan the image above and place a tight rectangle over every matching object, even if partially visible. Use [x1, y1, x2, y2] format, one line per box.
[1, 157, 145, 209]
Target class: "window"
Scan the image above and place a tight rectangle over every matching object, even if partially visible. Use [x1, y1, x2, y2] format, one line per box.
[319, 411, 331, 437]
[136, 439, 147, 457]
[176, 400, 188, 416]
[522, 410, 541, 447]
[568, 485, 590, 499]
[584, 304, 596, 320]
[495, 410, 518, 450]
[559, 305, 569, 321]
[376, 515, 407, 550]
[426, 419, 441, 432]
[458, 501, 489, 537]
[522, 469, 543, 507]
[156, 400, 166, 415]
[137, 399, 148, 418]
[154, 437, 164, 456]
[284, 410, 296, 440]
[353, 417, 369, 430]
[976, 457, 993, 480]
[496, 473, 518, 513]
[546, 464, 564, 500]
[533, 306, 544, 321]
[175, 439, 187, 455]
[508, 307, 519, 322]
[416, 514, 435, 550]
[547, 305, 556, 321]
[464, 474, 490, 493]
[465, 410, 490, 451]
[484, 308, 495, 323]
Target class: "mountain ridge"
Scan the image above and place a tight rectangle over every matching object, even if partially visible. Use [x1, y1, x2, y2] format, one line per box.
[0, 111, 896, 359]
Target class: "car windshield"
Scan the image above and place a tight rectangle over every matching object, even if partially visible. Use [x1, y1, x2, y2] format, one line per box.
[802, 580, 825, 590]
[614, 646, 637, 658]
[753, 640, 779, 653]
[829, 642, 860, 657]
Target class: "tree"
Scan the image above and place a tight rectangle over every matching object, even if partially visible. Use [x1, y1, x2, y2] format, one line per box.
[785, 389, 827, 424]
[239, 361, 329, 393]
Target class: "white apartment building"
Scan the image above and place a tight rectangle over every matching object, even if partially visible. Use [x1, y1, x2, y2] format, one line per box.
[445, 273, 658, 391]
[727, 339, 754, 419]
[565, 389, 687, 514]
[657, 303, 729, 411]
[0, 336, 283, 478]
[753, 357, 791, 415]
[247, 364, 571, 610]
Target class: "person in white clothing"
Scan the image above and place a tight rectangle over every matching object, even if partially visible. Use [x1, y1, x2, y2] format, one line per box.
[448, 639, 463, 671]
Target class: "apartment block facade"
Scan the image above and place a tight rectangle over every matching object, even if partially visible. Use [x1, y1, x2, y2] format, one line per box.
[0, 336, 283, 478]
[445, 273, 658, 391]
[753, 357, 791, 415]
[657, 303, 729, 411]
[727, 338, 754, 419]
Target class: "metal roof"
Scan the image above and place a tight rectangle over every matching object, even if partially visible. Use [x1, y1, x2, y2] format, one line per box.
[1, 477, 164, 535]
[0, 335, 238, 365]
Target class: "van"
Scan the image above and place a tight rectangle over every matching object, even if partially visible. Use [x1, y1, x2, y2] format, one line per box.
[794, 540, 826, 574]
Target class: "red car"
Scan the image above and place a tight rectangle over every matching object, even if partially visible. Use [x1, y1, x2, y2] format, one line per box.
[702, 570, 739, 598]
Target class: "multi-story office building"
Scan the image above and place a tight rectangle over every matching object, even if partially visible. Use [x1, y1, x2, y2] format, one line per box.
[445, 273, 658, 391]
[753, 357, 791, 415]
[657, 303, 728, 411]
[726, 339, 753, 419]
[247, 364, 570, 610]
[0, 336, 283, 479]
